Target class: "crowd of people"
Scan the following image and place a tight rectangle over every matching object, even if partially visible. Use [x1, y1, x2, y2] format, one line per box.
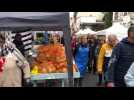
[71, 33, 106, 87]
[0, 25, 134, 87]
[72, 25, 134, 87]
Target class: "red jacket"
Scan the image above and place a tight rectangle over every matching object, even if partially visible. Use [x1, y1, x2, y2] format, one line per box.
[71, 39, 76, 49]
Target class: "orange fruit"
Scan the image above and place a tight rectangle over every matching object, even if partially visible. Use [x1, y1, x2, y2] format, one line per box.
[42, 68, 48, 73]
[47, 65, 54, 73]
[62, 67, 67, 73]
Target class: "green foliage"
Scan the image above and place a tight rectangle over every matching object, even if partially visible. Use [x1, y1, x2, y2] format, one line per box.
[103, 12, 113, 28]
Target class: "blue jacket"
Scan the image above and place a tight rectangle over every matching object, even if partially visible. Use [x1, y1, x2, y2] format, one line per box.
[107, 38, 134, 87]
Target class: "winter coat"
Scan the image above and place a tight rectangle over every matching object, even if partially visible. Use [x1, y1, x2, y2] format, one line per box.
[89, 41, 98, 62]
[97, 43, 113, 73]
[107, 38, 134, 87]
[124, 63, 134, 87]
[0, 46, 30, 87]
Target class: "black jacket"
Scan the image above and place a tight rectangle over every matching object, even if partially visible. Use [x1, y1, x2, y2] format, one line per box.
[89, 40, 98, 61]
[107, 38, 134, 87]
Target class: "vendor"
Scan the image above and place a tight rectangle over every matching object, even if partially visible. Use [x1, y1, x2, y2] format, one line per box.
[0, 33, 31, 87]
[74, 35, 90, 87]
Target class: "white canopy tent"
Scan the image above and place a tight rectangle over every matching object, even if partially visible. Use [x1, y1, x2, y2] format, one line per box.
[83, 28, 96, 34]
[76, 29, 85, 35]
[97, 22, 128, 41]
[76, 28, 96, 35]
[96, 31, 107, 36]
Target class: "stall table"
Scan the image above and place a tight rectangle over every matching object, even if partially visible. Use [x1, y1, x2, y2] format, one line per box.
[31, 72, 80, 87]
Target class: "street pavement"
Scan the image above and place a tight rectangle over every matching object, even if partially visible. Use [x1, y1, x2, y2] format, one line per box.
[82, 72, 103, 87]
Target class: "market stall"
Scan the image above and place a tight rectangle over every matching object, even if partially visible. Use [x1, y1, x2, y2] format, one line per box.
[83, 28, 96, 35]
[76, 29, 85, 35]
[96, 31, 107, 40]
[104, 22, 128, 41]
[30, 31, 80, 87]
[76, 28, 96, 36]
[0, 12, 80, 87]
[97, 22, 128, 41]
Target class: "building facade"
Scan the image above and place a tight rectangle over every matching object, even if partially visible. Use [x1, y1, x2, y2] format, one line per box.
[113, 12, 134, 21]
[113, 12, 134, 27]
[76, 12, 105, 31]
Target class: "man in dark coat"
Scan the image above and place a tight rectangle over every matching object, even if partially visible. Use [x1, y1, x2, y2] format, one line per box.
[88, 34, 98, 74]
[107, 26, 134, 87]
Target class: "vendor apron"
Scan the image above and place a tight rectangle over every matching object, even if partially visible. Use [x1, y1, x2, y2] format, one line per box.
[75, 46, 89, 77]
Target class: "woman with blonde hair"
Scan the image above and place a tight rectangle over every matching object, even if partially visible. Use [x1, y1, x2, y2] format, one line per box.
[74, 35, 90, 87]
[97, 34, 118, 86]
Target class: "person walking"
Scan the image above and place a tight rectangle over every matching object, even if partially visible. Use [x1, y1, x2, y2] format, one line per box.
[74, 35, 90, 87]
[97, 34, 118, 86]
[88, 34, 98, 74]
[95, 39, 105, 86]
[107, 26, 134, 87]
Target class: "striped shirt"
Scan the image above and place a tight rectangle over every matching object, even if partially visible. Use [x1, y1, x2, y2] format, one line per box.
[11, 32, 33, 52]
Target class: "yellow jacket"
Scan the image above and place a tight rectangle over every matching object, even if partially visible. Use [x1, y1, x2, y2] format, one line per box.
[97, 43, 113, 73]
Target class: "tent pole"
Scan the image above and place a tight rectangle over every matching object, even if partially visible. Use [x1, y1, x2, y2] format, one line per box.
[63, 27, 74, 87]
[63, 13, 74, 87]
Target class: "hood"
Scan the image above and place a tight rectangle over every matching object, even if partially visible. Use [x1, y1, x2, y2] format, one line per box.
[121, 37, 134, 45]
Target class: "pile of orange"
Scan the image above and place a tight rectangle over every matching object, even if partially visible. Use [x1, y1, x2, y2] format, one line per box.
[32, 44, 77, 74]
